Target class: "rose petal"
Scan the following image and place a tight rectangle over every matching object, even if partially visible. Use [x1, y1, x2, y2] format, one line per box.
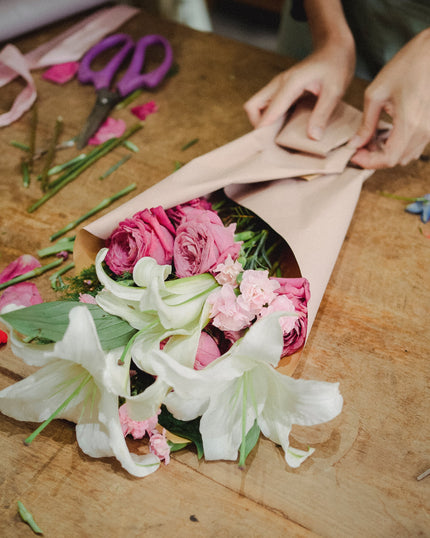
[0, 254, 41, 284]
[88, 117, 126, 145]
[0, 282, 43, 313]
[131, 100, 158, 121]
[0, 330, 7, 345]
[42, 62, 79, 84]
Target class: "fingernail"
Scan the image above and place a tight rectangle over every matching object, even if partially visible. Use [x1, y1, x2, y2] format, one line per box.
[347, 135, 362, 149]
[309, 126, 322, 141]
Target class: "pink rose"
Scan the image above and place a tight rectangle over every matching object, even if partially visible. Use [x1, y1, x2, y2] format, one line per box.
[270, 277, 310, 356]
[237, 270, 280, 315]
[194, 331, 221, 370]
[105, 206, 176, 275]
[173, 209, 241, 277]
[166, 198, 214, 228]
[208, 285, 253, 332]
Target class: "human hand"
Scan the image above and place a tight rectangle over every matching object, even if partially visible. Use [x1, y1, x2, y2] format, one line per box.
[244, 42, 355, 140]
[349, 28, 430, 169]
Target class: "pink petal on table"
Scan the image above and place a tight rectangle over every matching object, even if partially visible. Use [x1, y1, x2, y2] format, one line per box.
[0, 282, 43, 312]
[0, 254, 41, 284]
[42, 62, 79, 84]
[88, 117, 127, 145]
[131, 100, 158, 121]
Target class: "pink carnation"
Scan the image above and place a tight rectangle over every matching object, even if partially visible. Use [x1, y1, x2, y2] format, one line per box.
[237, 270, 280, 314]
[105, 206, 176, 275]
[214, 255, 243, 287]
[88, 117, 126, 145]
[269, 277, 310, 356]
[259, 295, 297, 334]
[131, 100, 158, 120]
[149, 428, 170, 464]
[194, 331, 221, 370]
[118, 404, 160, 439]
[208, 285, 253, 332]
[42, 62, 79, 84]
[173, 208, 241, 277]
[78, 293, 97, 304]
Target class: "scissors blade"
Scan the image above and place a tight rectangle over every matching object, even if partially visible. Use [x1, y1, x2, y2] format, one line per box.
[76, 89, 121, 150]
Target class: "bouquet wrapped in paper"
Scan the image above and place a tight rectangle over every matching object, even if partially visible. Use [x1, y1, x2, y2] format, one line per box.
[0, 99, 375, 477]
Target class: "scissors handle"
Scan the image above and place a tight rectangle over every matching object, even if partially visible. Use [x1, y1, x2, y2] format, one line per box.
[116, 34, 173, 96]
[78, 33, 134, 91]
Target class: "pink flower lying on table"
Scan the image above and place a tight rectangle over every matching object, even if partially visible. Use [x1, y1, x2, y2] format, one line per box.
[88, 117, 126, 145]
[131, 100, 158, 121]
[173, 208, 241, 277]
[105, 206, 176, 275]
[42, 62, 79, 84]
[149, 429, 170, 464]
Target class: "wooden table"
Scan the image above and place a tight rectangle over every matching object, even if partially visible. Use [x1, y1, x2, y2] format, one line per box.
[0, 8, 429, 537]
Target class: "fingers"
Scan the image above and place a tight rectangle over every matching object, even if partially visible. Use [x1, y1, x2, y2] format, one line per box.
[307, 85, 341, 140]
[348, 89, 385, 150]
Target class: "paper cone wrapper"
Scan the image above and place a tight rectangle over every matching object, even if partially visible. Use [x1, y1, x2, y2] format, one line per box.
[74, 101, 374, 374]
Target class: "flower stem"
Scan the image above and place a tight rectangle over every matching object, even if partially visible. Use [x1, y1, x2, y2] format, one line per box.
[49, 262, 75, 290]
[17, 501, 43, 535]
[40, 116, 64, 191]
[49, 183, 136, 241]
[27, 124, 143, 213]
[99, 154, 132, 180]
[24, 373, 92, 445]
[0, 259, 63, 291]
[38, 236, 76, 258]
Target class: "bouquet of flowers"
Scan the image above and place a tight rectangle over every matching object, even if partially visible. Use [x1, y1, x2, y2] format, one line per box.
[0, 193, 343, 478]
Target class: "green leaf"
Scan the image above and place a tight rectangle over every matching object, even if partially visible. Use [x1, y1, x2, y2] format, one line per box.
[158, 405, 204, 459]
[17, 501, 43, 535]
[239, 420, 260, 467]
[1, 301, 136, 350]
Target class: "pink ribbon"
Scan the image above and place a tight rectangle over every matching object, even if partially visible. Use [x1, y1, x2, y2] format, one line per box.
[0, 5, 139, 127]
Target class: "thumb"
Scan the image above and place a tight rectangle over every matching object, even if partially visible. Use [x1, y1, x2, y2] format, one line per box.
[348, 98, 383, 148]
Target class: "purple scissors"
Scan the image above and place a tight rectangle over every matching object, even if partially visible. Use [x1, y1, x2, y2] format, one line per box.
[75, 33, 173, 149]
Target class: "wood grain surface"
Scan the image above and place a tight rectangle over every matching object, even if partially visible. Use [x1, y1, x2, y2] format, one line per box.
[0, 8, 429, 537]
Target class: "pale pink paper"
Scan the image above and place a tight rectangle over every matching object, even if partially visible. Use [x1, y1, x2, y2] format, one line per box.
[75, 102, 374, 333]
[0, 5, 139, 126]
[276, 98, 362, 157]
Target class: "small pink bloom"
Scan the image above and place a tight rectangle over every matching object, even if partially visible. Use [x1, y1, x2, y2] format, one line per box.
[105, 205, 176, 275]
[0, 329, 8, 345]
[0, 282, 43, 313]
[194, 331, 221, 370]
[259, 295, 297, 334]
[238, 270, 280, 314]
[208, 285, 253, 332]
[149, 429, 170, 464]
[78, 293, 97, 304]
[0, 254, 41, 284]
[42, 62, 79, 84]
[118, 404, 160, 440]
[173, 209, 241, 277]
[88, 117, 126, 145]
[131, 100, 158, 120]
[214, 255, 243, 287]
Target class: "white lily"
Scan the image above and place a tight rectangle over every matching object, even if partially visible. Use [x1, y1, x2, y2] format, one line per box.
[95, 248, 219, 330]
[144, 313, 343, 467]
[0, 306, 160, 477]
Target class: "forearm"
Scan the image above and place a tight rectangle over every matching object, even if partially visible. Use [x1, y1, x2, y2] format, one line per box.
[303, 0, 354, 49]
